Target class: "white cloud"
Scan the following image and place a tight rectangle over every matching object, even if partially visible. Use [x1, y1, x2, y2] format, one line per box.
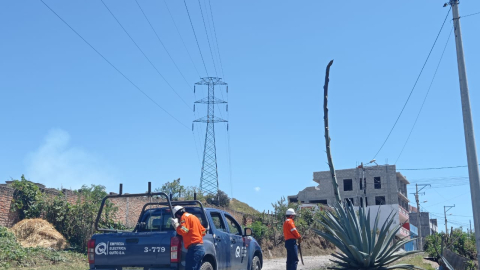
[25, 129, 116, 190]
[254, 187, 261, 192]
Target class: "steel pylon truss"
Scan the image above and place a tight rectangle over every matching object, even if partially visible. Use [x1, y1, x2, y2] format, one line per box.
[193, 77, 228, 196]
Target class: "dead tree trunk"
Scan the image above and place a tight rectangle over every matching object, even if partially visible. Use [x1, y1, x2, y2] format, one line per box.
[323, 60, 342, 204]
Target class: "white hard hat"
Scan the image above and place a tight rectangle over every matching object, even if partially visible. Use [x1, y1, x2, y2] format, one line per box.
[172, 206, 184, 216]
[286, 208, 296, 216]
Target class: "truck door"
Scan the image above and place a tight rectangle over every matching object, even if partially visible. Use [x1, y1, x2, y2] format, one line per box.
[209, 211, 231, 269]
[224, 214, 247, 270]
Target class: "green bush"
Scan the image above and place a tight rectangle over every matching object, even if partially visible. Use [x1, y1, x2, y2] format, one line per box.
[10, 175, 44, 220]
[425, 229, 477, 261]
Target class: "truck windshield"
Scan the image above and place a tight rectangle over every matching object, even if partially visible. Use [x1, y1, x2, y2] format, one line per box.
[139, 207, 206, 232]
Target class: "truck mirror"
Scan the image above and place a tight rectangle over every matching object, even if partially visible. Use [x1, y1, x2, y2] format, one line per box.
[244, 227, 252, 237]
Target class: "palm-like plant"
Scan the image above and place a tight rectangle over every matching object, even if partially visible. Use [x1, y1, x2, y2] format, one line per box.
[314, 203, 422, 269]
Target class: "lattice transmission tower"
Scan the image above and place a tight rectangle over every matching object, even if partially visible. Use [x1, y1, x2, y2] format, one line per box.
[193, 77, 228, 196]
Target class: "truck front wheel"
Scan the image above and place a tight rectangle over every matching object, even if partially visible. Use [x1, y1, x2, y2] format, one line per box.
[200, 261, 214, 270]
[251, 256, 261, 270]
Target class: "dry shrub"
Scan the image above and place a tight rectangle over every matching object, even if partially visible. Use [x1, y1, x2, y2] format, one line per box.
[11, 219, 67, 250]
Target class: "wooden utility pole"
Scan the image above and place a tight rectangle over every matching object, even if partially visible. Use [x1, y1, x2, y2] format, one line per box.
[449, 0, 480, 265]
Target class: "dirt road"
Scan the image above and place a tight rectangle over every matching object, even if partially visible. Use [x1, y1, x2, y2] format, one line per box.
[262, 255, 334, 270]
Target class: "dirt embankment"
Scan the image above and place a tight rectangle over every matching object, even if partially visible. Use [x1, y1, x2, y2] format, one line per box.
[260, 230, 335, 259]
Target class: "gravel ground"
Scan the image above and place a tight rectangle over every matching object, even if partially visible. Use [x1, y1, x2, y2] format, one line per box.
[262, 255, 334, 270]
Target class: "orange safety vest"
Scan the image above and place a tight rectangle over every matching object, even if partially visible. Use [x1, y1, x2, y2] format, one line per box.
[283, 218, 301, 241]
[176, 213, 206, 249]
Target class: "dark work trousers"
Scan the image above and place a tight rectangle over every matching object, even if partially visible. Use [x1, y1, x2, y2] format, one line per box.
[285, 239, 299, 270]
[185, 244, 205, 270]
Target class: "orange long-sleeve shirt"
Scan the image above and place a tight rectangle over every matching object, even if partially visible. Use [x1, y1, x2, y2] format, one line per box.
[283, 218, 301, 240]
[176, 213, 206, 249]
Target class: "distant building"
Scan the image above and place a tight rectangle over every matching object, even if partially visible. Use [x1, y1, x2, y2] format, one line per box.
[288, 165, 411, 239]
[409, 210, 438, 246]
[289, 165, 409, 210]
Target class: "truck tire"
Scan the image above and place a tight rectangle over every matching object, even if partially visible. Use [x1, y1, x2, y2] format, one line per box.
[251, 256, 261, 270]
[200, 261, 214, 270]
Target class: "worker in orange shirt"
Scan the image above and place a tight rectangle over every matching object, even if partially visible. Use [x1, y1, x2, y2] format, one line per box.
[171, 206, 206, 270]
[283, 208, 302, 270]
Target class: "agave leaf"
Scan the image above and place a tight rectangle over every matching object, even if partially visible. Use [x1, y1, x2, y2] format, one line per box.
[380, 250, 421, 266]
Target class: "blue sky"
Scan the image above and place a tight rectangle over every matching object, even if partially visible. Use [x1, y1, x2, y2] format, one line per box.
[1, 1, 479, 232]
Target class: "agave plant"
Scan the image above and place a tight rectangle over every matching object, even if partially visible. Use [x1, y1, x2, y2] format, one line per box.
[314, 202, 422, 269]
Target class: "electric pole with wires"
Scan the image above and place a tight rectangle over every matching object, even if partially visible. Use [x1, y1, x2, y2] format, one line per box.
[411, 184, 429, 250]
[448, 0, 480, 265]
[444, 205, 455, 236]
[193, 77, 228, 198]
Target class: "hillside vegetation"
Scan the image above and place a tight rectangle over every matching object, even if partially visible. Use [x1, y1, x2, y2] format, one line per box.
[229, 198, 260, 215]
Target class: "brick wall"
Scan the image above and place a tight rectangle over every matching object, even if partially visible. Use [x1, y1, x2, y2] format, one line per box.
[0, 185, 19, 227]
[1, 181, 253, 229]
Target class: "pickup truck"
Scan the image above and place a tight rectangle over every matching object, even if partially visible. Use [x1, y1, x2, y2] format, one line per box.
[87, 183, 263, 270]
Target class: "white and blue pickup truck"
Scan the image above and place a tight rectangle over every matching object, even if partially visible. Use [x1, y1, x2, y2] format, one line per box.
[87, 183, 263, 270]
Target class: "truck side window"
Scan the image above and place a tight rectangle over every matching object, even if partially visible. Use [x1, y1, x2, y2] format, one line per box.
[224, 214, 242, 235]
[210, 212, 227, 232]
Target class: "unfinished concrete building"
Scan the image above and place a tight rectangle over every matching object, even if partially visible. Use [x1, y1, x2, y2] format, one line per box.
[289, 165, 410, 210]
[289, 165, 413, 237]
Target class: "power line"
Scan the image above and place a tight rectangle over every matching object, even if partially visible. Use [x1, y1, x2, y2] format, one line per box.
[134, 0, 194, 91]
[207, 0, 225, 78]
[184, 0, 209, 76]
[197, 0, 218, 76]
[372, 7, 451, 160]
[39, 0, 188, 129]
[395, 27, 453, 164]
[163, 0, 201, 78]
[100, 0, 190, 109]
[399, 165, 473, 170]
[461, 11, 480, 18]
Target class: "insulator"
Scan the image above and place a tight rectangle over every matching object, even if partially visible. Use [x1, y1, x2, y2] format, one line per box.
[194, 104, 195, 112]
[227, 123, 229, 131]
[192, 123, 194, 131]
[194, 85, 196, 93]
[226, 105, 228, 112]
[226, 86, 228, 93]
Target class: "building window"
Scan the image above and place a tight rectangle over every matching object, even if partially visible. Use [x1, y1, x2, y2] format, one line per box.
[310, 200, 328, 205]
[360, 197, 363, 207]
[289, 197, 298, 203]
[345, 198, 354, 206]
[374, 177, 381, 189]
[344, 179, 353, 191]
[375, 196, 386, 205]
[366, 197, 368, 206]
[359, 178, 364, 190]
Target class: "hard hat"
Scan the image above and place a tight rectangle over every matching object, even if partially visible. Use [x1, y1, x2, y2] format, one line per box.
[172, 206, 184, 216]
[286, 208, 296, 216]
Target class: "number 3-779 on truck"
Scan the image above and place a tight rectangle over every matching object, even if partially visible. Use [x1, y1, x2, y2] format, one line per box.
[87, 182, 263, 270]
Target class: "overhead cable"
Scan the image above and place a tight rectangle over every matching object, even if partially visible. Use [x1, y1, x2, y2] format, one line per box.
[372, 7, 451, 160]
[39, 0, 188, 129]
[197, 0, 218, 76]
[163, 0, 201, 78]
[184, 0, 209, 76]
[134, 0, 194, 90]
[395, 27, 453, 164]
[100, 0, 191, 109]
[207, 0, 225, 78]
